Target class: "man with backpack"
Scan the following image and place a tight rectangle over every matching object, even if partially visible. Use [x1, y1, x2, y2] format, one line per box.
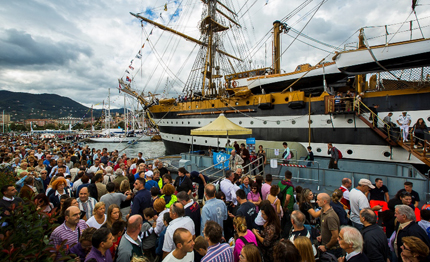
[327, 143, 341, 169]
[278, 170, 295, 238]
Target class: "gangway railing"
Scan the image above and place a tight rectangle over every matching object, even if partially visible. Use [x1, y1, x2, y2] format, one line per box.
[242, 156, 264, 177]
[278, 159, 321, 184]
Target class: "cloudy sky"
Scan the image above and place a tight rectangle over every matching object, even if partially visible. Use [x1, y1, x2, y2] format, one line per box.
[1, 0, 429, 110]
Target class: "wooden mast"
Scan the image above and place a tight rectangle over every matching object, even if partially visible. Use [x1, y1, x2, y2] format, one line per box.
[273, 20, 282, 75]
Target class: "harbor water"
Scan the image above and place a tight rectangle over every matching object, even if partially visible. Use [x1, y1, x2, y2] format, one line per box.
[84, 141, 166, 160]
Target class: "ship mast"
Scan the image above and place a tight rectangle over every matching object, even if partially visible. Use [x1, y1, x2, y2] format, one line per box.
[129, 0, 241, 99]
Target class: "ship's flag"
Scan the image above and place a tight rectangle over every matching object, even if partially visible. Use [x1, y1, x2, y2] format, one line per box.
[129, 65, 134, 70]
[141, 43, 145, 48]
[149, 29, 153, 35]
[164, 3, 167, 11]
[126, 70, 130, 74]
[135, 54, 142, 59]
[138, 50, 141, 55]
[130, 59, 134, 64]
[126, 76, 131, 82]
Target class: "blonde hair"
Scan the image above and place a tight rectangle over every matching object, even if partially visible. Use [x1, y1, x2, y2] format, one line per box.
[93, 202, 106, 215]
[233, 216, 247, 234]
[120, 180, 130, 193]
[293, 236, 315, 262]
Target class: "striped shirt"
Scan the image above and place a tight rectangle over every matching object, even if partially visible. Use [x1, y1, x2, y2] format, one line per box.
[201, 243, 233, 262]
[77, 197, 97, 217]
[50, 220, 88, 251]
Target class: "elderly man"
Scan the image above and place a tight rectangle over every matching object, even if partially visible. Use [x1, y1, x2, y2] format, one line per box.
[228, 150, 243, 172]
[394, 204, 430, 262]
[162, 202, 195, 258]
[349, 179, 381, 230]
[316, 193, 341, 258]
[77, 187, 97, 219]
[219, 171, 238, 206]
[116, 215, 144, 261]
[360, 208, 388, 262]
[163, 228, 195, 262]
[201, 184, 227, 235]
[337, 226, 370, 262]
[103, 166, 116, 185]
[50, 206, 88, 255]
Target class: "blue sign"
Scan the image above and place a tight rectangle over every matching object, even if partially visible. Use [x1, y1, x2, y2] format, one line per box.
[246, 137, 256, 145]
[213, 152, 230, 170]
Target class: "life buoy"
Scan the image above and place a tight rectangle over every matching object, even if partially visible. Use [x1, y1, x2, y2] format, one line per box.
[232, 81, 238, 88]
[224, 82, 229, 88]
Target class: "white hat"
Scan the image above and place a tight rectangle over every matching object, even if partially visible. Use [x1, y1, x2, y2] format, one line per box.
[358, 179, 375, 189]
[145, 171, 153, 178]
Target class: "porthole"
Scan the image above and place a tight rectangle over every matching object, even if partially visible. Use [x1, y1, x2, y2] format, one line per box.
[196, 105, 199, 108]
[383, 151, 391, 157]
[347, 149, 353, 155]
[218, 141, 221, 144]
[198, 121, 201, 125]
[327, 120, 332, 124]
[182, 122, 184, 124]
[194, 139, 196, 142]
[188, 122, 190, 124]
[239, 121, 242, 124]
[188, 139, 190, 141]
[188, 106, 191, 109]
[277, 121, 280, 125]
[212, 104, 215, 107]
[316, 148, 322, 153]
[179, 138, 181, 140]
[246, 101, 250, 105]
[205, 140, 207, 143]
[235, 102, 239, 106]
[263, 121, 267, 124]
[292, 120, 296, 124]
[308, 120, 313, 124]
[285, 97, 289, 102]
[171, 121, 173, 124]
[225, 103, 228, 106]
[176, 122, 178, 124]
[272, 99, 275, 103]
[347, 119, 353, 124]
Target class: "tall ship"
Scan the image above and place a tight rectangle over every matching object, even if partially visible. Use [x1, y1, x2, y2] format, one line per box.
[119, 0, 430, 170]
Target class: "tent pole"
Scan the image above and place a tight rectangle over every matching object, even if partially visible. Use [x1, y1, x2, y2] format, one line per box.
[191, 136, 194, 153]
[217, 137, 219, 152]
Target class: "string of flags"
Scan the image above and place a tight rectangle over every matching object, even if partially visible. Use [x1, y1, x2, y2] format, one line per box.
[122, 2, 170, 85]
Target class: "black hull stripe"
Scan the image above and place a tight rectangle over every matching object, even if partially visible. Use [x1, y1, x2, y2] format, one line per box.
[158, 126, 389, 146]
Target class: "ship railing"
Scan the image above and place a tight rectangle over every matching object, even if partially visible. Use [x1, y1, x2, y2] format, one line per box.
[325, 96, 355, 114]
[242, 156, 265, 177]
[280, 159, 321, 184]
[198, 158, 230, 179]
[355, 99, 396, 142]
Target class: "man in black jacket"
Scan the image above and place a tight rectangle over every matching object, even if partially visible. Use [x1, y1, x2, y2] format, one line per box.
[360, 208, 388, 262]
[394, 204, 430, 262]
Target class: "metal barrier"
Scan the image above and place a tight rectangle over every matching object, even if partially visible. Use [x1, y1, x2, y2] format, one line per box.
[265, 147, 298, 163]
[278, 159, 321, 185]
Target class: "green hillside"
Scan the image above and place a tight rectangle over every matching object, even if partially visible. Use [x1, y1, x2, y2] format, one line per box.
[0, 90, 123, 121]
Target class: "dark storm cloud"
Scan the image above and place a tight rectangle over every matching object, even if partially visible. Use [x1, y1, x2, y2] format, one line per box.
[0, 29, 92, 67]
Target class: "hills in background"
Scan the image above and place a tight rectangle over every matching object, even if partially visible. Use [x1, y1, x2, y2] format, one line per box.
[0, 90, 124, 121]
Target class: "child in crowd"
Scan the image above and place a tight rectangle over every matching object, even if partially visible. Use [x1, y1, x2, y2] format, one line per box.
[141, 207, 157, 260]
[155, 212, 173, 259]
[194, 235, 209, 262]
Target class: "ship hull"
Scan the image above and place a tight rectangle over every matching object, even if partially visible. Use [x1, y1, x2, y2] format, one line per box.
[151, 91, 430, 164]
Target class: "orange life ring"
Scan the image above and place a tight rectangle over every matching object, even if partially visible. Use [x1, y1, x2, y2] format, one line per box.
[224, 82, 229, 88]
[232, 81, 238, 88]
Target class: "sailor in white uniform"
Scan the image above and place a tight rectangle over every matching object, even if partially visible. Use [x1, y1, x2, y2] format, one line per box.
[396, 111, 412, 142]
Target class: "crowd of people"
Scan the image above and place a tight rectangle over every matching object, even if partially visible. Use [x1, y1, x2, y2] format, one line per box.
[1, 136, 430, 262]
